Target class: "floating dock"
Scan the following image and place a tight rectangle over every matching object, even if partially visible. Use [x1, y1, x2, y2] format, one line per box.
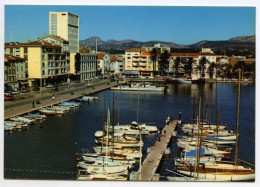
[130, 119, 179, 181]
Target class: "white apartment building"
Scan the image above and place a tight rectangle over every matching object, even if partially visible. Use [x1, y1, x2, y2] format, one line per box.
[198, 50, 217, 79]
[97, 53, 110, 76]
[142, 43, 170, 53]
[110, 57, 124, 75]
[49, 12, 79, 53]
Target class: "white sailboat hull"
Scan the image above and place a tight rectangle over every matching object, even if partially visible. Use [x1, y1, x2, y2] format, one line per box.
[177, 170, 255, 181]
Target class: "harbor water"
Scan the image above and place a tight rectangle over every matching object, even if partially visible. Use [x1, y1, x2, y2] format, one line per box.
[4, 82, 255, 180]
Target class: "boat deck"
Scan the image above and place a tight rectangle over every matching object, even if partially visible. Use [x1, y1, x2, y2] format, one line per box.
[131, 119, 178, 181]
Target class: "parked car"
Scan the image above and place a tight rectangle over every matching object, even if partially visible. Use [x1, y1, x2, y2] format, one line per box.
[5, 95, 14, 101]
[75, 80, 81, 83]
[11, 91, 20, 95]
[21, 88, 31, 93]
[46, 84, 53, 88]
[52, 85, 59, 91]
[61, 82, 68, 86]
[4, 92, 12, 97]
[33, 87, 40, 91]
[6, 90, 19, 95]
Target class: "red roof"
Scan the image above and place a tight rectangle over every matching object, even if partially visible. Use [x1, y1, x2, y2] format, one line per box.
[40, 35, 69, 43]
[199, 52, 215, 56]
[140, 52, 150, 56]
[5, 42, 27, 47]
[110, 57, 122, 62]
[97, 53, 106, 59]
[5, 54, 24, 62]
[170, 53, 199, 57]
[126, 48, 145, 52]
[5, 41, 61, 48]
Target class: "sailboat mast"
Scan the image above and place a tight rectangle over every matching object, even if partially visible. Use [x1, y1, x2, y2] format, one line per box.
[235, 69, 241, 166]
[192, 94, 196, 138]
[137, 89, 140, 124]
[207, 91, 210, 125]
[112, 91, 115, 157]
[196, 96, 202, 179]
[106, 108, 110, 169]
[101, 94, 106, 153]
[215, 78, 218, 148]
[117, 83, 121, 126]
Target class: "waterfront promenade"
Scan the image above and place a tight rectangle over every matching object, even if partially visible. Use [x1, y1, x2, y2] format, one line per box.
[130, 119, 178, 181]
[4, 80, 119, 119]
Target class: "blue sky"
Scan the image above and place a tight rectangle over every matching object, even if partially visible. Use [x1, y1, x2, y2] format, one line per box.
[5, 5, 255, 45]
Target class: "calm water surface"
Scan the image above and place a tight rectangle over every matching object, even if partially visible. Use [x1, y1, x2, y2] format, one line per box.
[4, 83, 255, 180]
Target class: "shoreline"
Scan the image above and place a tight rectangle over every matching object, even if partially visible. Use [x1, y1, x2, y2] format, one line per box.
[4, 81, 119, 120]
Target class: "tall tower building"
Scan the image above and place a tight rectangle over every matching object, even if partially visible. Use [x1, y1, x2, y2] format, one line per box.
[49, 12, 79, 53]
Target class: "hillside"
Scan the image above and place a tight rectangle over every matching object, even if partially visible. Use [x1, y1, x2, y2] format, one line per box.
[79, 35, 255, 55]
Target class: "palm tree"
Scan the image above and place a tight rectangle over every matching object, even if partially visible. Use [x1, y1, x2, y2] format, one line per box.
[233, 61, 247, 72]
[198, 57, 207, 78]
[158, 50, 170, 76]
[233, 61, 247, 79]
[207, 62, 216, 79]
[183, 57, 193, 78]
[150, 48, 158, 77]
[173, 57, 181, 77]
[222, 64, 232, 78]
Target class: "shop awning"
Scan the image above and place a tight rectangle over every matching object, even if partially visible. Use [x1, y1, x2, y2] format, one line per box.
[141, 72, 151, 75]
[19, 81, 29, 85]
[124, 71, 139, 75]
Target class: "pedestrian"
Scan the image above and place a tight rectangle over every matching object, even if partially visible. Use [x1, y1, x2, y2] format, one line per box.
[157, 129, 161, 141]
[32, 100, 35, 108]
[52, 94, 55, 100]
[163, 129, 166, 137]
[178, 112, 182, 120]
[166, 115, 170, 125]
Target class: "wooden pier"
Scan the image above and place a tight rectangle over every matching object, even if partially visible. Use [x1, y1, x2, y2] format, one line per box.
[130, 119, 179, 181]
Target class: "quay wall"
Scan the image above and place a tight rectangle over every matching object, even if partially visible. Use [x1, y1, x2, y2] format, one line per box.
[4, 82, 119, 120]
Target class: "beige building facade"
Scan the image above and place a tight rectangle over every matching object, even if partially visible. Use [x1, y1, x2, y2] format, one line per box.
[125, 48, 157, 76]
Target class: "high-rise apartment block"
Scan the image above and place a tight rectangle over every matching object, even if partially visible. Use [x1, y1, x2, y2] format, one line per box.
[49, 12, 79, 53]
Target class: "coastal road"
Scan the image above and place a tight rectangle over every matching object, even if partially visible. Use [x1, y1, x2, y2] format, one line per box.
[4, 79, 118, 119]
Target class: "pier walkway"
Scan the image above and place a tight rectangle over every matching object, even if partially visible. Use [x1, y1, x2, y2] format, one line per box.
[130, 119, 178, 181]
[4, 81, 118, 120]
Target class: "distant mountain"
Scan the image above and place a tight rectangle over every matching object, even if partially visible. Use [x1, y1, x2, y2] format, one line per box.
[79, 37, 185, 53]
[227, 35, 255, 43]
[79, 35, 255, 54]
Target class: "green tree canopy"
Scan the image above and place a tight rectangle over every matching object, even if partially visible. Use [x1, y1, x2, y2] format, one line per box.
[158, 50, 170, 76]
